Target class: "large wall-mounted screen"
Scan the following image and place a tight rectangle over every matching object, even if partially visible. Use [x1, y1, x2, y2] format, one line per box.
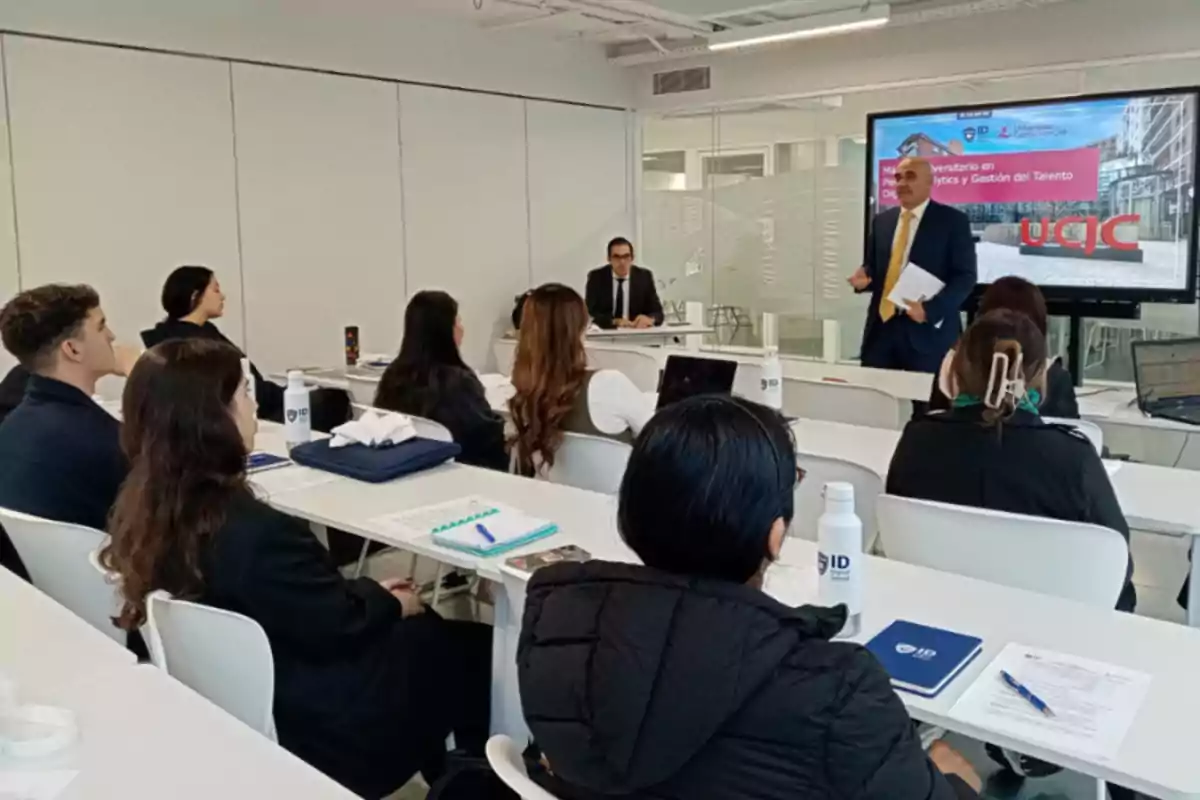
[867, 90, 1199, 303]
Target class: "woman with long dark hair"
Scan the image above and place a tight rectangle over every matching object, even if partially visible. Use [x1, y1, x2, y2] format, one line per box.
[375, 290, 506, 471]
[101, 338, 491, 799]
[509, 283, 650, 475]
[140, 265, 284, 419]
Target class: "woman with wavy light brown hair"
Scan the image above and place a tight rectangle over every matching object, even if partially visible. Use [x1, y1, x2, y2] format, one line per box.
[509, 283, 651, 476]
[101, 338, 491, 799]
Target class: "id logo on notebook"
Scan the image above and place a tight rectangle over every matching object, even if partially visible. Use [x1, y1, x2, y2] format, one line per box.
[896, 643, 938, 661]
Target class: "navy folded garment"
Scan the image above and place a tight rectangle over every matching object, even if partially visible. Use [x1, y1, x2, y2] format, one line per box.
[289, 437, 462, 483]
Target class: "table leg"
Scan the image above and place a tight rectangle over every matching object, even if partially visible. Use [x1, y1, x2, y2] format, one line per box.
[1188, 537, 1200, 628]
[490, 577, 532, 744]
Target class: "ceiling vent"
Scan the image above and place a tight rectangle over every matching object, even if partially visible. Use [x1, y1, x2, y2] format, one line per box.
[652, 66, 711, 96]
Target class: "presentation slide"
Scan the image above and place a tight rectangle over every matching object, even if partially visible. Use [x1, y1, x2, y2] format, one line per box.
[869, 92, 1198, 299]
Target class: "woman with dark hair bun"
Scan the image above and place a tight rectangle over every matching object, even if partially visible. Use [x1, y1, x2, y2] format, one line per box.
[519, 394, 981, 800]
[101, 338, 491, 798]
[140, 265, 285, 420]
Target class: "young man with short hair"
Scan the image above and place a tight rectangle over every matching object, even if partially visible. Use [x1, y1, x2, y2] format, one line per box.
[0, 284, 139, 578]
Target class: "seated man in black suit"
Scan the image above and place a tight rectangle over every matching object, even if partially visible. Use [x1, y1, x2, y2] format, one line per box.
[585, 237, 664, 330]
[0, 284, 139, 579]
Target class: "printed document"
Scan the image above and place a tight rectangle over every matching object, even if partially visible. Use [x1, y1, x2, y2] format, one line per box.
[887, 262, 945, 306]
[950, 644, 1151, 761]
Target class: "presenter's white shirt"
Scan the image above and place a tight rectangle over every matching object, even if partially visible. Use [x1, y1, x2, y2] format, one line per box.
[893, 198, 930, 271]
[587, 368, 653, 437]
[610, 269, 632, 321]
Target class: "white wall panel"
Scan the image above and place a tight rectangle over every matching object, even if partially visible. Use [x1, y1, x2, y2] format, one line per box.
[527, 102, 630, 291]
[4, 36, 242, 350]
[0, 43, 19, 317]
[232, 64, 405, 372]
[398, 85, 528, 369]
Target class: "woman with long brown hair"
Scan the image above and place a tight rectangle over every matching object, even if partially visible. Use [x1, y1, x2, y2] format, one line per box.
[508, 283, 651, 475]
[101, 338, 490, 799]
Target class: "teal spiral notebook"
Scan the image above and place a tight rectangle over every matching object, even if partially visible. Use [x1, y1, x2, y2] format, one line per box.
[389, 496, 558, 557]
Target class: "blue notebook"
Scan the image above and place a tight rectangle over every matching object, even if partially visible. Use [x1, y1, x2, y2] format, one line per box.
[866, 620, 983, 698]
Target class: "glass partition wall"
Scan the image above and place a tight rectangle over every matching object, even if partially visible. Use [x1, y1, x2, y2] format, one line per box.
[641, 58, 1200, 381]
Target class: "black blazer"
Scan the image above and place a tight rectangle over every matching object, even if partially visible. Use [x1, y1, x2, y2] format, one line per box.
[373, 364, 508, 472]
[521, 560, 976, 800]
[0, 375, 126, 581]
[929, 357, 1080, 419]
[886, 407, 1134, 611]
[861, 201, 977, 356]
[198, 491, 476, 798]
[585, 265, 664, 329]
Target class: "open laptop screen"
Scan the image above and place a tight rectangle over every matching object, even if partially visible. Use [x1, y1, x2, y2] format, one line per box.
[656, 356, 737, 411]
[1133, 338, 1200, 409]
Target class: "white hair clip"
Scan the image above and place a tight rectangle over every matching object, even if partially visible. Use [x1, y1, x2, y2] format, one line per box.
[984, 350, 1026, 410]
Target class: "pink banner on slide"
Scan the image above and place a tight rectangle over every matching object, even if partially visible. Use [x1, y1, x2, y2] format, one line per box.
[878, 147, 1101, 206]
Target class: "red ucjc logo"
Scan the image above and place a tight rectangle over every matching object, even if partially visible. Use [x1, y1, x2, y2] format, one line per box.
[1020, 214, 1141, 256]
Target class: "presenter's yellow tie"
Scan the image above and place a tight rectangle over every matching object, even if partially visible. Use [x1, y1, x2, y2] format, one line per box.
[879, 209, 914, 322]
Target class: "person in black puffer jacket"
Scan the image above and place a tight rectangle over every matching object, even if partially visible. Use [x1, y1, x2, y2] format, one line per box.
[518, 395, 981, 800]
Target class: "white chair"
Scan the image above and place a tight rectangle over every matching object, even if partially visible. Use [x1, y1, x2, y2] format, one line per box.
[546, 433, 633, 495]
[144, 590, 277, 740]
[349, 403, 454, 442]
[1044, 416, 1104, 455]
[790, 453, 884, 545]
[782, 377, 909, 430]
[346, 374, 380, 406]
[0, 507, 123, 643]
[875, 495, 1128, 608]
[585, 347, 662, 392]
[486, 735, 561, 800]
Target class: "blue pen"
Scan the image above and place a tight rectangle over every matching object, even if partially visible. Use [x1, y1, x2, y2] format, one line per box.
[475, 523, 496, 544]
[999, 670, 1054, 717]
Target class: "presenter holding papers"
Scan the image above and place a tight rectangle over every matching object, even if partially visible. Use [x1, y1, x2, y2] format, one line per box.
[850, 157, 977, 374]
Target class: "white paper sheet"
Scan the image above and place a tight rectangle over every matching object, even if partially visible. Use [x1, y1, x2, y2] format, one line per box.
[0, 771, 78, 800]
[1104, 460, 1124, 478]
[950, 644, 1151, 761]
[887, 262, 946, 307]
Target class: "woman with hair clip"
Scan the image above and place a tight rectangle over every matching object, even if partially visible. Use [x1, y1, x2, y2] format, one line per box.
[520, 394, 981, 799]
[888, 308, 1135, 613]
[101, 339, 491, 799]
[928, 275, 1078, 418]
[509, 283, 652, 476]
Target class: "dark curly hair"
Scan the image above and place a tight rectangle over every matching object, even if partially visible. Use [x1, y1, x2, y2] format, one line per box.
[0, 284, 99, 369]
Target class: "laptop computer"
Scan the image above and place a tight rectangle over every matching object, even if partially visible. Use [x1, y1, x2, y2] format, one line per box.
[1132, 338, 1200, 426]
[656, 355, 738, 411]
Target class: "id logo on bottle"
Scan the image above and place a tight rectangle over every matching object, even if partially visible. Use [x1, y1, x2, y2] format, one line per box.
[818, 551, 852, 581]
[286, 407, 309, 424]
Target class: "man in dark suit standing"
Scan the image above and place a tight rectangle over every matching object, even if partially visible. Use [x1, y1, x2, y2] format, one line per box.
[849, 157, 977, 374]
[585, 237, 664, 330]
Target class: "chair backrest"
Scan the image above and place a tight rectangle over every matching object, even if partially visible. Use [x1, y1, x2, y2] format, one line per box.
[790, 453, 884, 544]
[349, 404, 454, 443]
[486, 735, 562, 800]
[145, 591, 277, 740]
[345, 374, 379, 406]
[1043, 416, 1104, 455]
[875, 494, 1128, 608]
[585, 347, 662, 392]
[0, 507, 123, 643]
[782, 377, 908, 429]
[545, 433, 632, 495]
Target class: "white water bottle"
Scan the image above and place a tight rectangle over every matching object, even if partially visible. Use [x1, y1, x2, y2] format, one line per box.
[817, 481, 864, 638]
[283, 370, 311, 449]
[760, 346, 783, 410]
